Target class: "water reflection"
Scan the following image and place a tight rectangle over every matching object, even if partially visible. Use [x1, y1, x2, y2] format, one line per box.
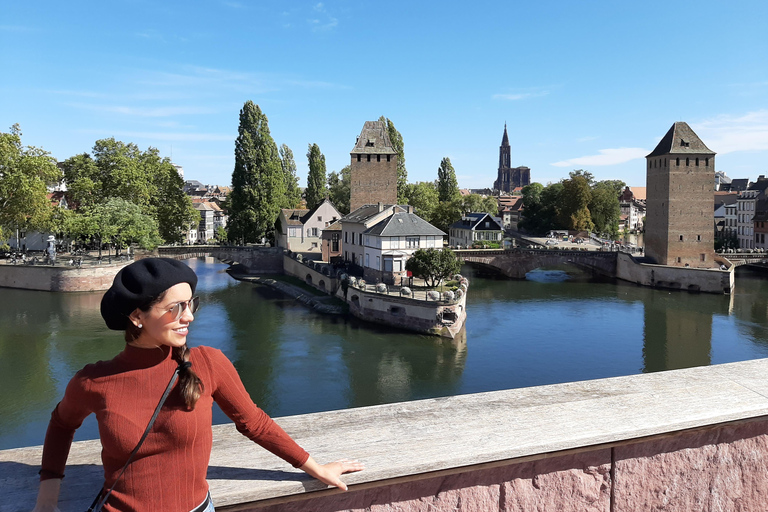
[1, 258, 768, 450]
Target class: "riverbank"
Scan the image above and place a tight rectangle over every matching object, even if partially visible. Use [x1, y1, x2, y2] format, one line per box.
[226, 264, 347, 315]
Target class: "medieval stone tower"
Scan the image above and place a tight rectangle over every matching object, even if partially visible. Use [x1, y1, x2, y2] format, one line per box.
[493, 124, 530, 193]
[645, 122, 716, 267]
[350, 121, 398, 212]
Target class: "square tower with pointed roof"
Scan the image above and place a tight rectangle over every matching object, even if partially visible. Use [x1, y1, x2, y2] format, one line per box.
[350, 121, 397, 211]
[645, 122, 716, 268]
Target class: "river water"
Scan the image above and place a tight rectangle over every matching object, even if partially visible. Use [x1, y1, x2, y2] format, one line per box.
[2, 258, 767, 450]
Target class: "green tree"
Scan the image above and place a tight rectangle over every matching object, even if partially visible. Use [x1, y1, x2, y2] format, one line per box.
[61, 140, 195, 243]
[143, 148, 198, 244]
[520, 182, 564, 235]
[95, 198, 163, 253]
[590, 181, 623, 237]
[436, 157, 460, 203]
[569, 169, 595, 186]
[279, 144, 302, 208]
[405, 248, 462, 288]
[305, 143, 328, 210]
[403, 181, 439, 223]
[558, 175, 593, 231]
[228, 101, 286, 244]
[327, 165, 351, 215]
[0, 125, 62, 241]
[379, 116, 407, 204]
[461, 194, 498, 217]
[215, 226, 228, 244]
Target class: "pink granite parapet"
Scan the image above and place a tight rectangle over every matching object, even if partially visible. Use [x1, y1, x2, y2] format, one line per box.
[248, 450, 611, 512]
[613, 419, 768, 512]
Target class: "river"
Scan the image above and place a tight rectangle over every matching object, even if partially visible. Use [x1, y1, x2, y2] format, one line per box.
[1, 258, 767, 450]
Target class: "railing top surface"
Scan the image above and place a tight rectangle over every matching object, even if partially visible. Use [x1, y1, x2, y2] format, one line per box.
[4, 359, 768, 510]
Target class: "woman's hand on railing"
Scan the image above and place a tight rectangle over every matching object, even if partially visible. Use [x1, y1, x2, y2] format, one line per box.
[300, 456, 364, 491]
[31, 479, 62, 512]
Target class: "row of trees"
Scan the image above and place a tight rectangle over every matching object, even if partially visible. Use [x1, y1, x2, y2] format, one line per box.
[1, 125, 183, 252]
[520, 170, 624, 237]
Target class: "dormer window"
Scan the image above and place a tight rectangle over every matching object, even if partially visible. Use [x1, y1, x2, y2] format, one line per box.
[366, 138, 375, 147]
[680, 139, 690, 147]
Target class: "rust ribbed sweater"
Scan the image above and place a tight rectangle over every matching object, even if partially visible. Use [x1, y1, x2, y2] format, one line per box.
[40, 344, 310, 512]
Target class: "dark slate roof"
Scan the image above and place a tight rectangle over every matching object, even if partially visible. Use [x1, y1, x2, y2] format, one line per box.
[501, 124, 509, 147]
[341, 204, 394, 223]
[350, 121, 397, 155]
[647, 122, 715, 157]
[748, 177, 768, 193]
[728, 179, 751, 191]
[365, 212, 446, 237]
[449, 212, 504, 232]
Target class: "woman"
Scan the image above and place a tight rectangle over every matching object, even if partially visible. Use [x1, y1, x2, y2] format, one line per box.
[33, 258, 363, 512]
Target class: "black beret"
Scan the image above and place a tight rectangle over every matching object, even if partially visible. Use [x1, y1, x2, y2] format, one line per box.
[100, 258, 198, 331]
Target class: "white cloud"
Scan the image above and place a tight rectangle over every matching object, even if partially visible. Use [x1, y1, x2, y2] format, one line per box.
[66, 103, 218, 117]
[78, 130, 233, 142]
[692, 110, 768, 155]
[551, 148, 649, 167]
[492, 91, 549, 101]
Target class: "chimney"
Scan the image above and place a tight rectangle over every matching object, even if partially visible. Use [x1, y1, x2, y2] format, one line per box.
[408, 205, 414, 214]
[377, 202, 383, 212]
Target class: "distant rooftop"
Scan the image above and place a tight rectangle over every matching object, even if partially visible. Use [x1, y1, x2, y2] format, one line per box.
[647, 122, 715, 158]
[350, 121, 397, 155]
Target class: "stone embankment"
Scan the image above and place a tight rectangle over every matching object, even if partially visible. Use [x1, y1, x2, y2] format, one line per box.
[227, 265, 345, 315]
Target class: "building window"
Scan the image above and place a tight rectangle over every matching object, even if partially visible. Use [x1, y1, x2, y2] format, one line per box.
[677, 257, 682, 263]
[387, 155, 391, 162]
[317, 216, 322, 221]
[686, 158, 690, 166]
[406, 236, 420, 248]
[700, 254, 706, 262]
[696, 158, 699, 166]
[365, 253, 369, 267]
[345, 232, 348, 243]
[311, 228, 318, 237]
[376, 256, 380, 269]
[391, 238, 400, 249]
[705, 158, 709, 166]
[367, 154, 371, 162]
[377, 154, 381, 162]
[676, 157, 680, 166]
[357, 154, 361, 162]
[697, 234, 701, 241]
[679, 235, 684, 241]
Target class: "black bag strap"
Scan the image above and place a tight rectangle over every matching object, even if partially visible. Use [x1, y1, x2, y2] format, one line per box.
[87, 362, 187, 512]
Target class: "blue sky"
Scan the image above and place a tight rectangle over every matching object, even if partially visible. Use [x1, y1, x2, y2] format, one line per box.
[2, 0, 767, 190]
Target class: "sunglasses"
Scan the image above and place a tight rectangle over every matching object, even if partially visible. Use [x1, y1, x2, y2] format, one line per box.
[160, 296, 200, 321]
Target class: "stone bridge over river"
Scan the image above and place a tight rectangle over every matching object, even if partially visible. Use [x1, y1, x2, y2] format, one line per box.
[454, 248, 618, 279]
[156, 245, 285, 273]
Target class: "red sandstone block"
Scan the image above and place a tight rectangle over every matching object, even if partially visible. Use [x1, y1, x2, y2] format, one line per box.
[613, 420, 768, 512]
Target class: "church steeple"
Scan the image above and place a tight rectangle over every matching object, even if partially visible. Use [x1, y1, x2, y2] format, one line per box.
[501, 123, 509, 147]
[499, 124, 511, 169]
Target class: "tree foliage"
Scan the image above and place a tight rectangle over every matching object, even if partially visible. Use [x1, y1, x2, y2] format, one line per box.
[378, 116, 407, 204]
[279, 144, 302, 209]
[0, 125, 62, 240]
[228, 101, 286, 244]
[403, 181, 439, 223]
[519, 172, 624, 237]
[405, 248, 462, 288]
[305, 143, 328, 210]
[61, 139, 197, 244]
[436, 157, 460, 203]
[327, 165, 351, 215]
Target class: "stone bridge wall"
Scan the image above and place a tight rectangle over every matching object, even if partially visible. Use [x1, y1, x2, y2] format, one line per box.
[616, 252, 734, 294]
[157, 246, 285, 274]
[457, 248, 617, 279]
[283, 256, 340, 294]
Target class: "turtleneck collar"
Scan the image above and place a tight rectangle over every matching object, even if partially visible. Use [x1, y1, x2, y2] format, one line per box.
[119, 343, 174, 368]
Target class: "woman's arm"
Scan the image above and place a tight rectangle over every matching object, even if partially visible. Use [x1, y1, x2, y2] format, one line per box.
[31, 478, 62, 512]
[299, 456, 364, 491]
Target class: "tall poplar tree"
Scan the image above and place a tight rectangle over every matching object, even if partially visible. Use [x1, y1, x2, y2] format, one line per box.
[327, 165, 351, 215]
[279, 144, 302, 209]
[305, 143, 327, 210]
[228, 102, 286, 244]
[436, 157, 459, 202]
[378, 116, 407, 203]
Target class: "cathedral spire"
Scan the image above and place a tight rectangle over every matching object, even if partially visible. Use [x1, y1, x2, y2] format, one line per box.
[501, 123, 509, 147]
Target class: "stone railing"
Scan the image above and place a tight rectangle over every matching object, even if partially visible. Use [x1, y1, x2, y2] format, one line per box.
[3, 360, 768, 511]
